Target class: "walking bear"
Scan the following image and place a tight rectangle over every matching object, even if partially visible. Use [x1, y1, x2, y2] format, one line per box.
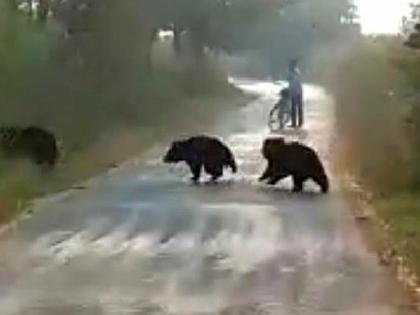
[0, 126, 59, 169]
[259, 137, 329, 193]
[163, 135, 237, 183]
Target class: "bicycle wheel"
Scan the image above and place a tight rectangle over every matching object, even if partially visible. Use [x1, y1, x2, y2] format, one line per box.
[268, 108, 279, 131]
[278, 107, 290, 129]
[268, 107, 289, 132]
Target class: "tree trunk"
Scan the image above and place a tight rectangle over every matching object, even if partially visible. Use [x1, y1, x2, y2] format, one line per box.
[38, 0, 49, 22]
[27, 0, 33, 17]
[145, 28, 158, 72]
[173, 26, 182, 57]
[7, 0, 17, 11]
[191, 31, 204, 62]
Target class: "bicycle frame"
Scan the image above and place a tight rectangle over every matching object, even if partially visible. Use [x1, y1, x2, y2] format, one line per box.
[268, 99, 291, 132]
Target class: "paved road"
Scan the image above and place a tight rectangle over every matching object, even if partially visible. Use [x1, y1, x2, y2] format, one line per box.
[0, 79, 414, 315]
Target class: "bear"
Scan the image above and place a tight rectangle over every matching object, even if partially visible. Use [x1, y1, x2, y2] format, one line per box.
[163, 135, 237, 183]
[259, 137, 329, 193]
[0, 126, 59, 169]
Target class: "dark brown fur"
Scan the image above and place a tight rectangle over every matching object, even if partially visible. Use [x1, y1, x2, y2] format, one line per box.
[163, 136, 237, 183]
[259, 137, 329, 193]
[0, 126, 59, 169]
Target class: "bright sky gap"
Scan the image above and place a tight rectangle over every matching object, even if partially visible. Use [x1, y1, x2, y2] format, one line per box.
[355, 0, 412, 34]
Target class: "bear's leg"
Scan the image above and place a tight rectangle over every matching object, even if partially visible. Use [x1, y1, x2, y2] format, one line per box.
[292, 175, 305, 193]
[259, 161, 278, 182]
[28, 149, 48, 168]
[267, 172, 288, 185]
[313, 173, 329, 193]
[205, 163, 223, 182]
[210, 168, 223, 182]
[189, 163, 202, 183]
[267, 176, 282, 185]
[259, 165, 272, 182]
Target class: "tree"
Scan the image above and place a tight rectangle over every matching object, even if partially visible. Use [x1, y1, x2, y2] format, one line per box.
[11, 0, 289, 68]
[250, 0, 360, 78]
[144, 0, 287, 60]
[37, 0, 49, 21]
[404, 3, 420, 49]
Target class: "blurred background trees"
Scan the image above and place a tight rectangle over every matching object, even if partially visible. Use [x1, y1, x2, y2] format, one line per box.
[0, 0, 361, 160]
[0, 0, 289, 149]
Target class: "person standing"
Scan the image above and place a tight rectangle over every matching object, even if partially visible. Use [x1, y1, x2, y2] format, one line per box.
[287, 59, 304, 128]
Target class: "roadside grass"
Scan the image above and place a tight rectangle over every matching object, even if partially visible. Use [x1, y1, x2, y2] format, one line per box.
[375, 194, 420, 275]
[0, 161, 44, 223]
[329, 37, 420, 287]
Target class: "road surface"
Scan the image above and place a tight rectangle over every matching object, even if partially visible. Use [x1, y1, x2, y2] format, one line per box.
[0, 79, 415, 315]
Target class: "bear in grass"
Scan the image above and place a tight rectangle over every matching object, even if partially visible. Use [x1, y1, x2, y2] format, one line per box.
[259, 137, 329, 193]
[163, 135, 237, 183]
[0, 126, 59, 169]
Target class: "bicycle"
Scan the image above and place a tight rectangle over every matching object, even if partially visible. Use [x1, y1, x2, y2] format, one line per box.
[268, 88, 291, 132]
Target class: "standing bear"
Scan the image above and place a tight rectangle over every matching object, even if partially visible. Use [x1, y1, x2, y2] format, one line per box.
[163, 135, 237, 183]
[259, 137, 329, 193]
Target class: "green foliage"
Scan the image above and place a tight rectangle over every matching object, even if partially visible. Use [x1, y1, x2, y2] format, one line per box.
[230, 0, 361, 79]
[331, 39, 413, 195]
[0, 0, 258, 223]
[330, 2, 420, 284]
[376, 195, 420, 275]
[48, 0, 286, 60]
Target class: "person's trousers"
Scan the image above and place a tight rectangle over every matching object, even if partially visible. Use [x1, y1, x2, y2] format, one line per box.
[291, 93, 303, 127]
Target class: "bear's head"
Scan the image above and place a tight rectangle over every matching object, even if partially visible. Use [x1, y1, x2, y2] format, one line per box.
[262, 137, 286, 160]
[163, 140, 187, 163]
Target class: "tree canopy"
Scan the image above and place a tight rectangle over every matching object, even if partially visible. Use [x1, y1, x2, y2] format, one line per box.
[8, 0, 287, 63]
[253, 0, 360, 78]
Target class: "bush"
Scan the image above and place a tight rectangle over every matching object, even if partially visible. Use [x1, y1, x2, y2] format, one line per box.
[330, 37, 420, 282]
[329, 39, 413, 195]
